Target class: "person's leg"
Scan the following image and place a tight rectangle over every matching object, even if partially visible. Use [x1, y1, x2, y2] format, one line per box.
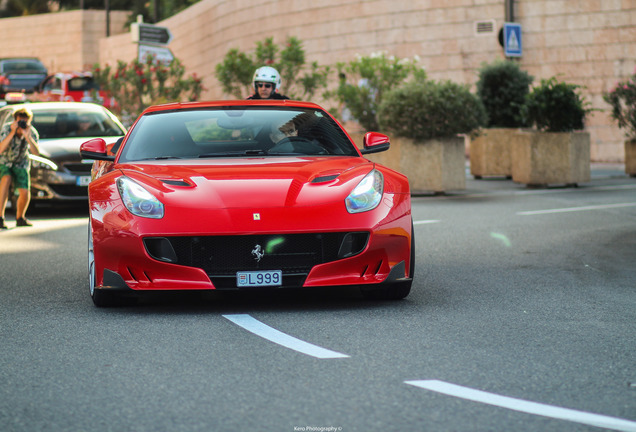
[0, 173, 11, 228]
[16, 188, 30, 221]
[14, 167, 32, 226]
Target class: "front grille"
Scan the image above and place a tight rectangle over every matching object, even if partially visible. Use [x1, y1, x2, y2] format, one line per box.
[62, 162, 93, 175]
[48, 184, 88, 197]
[146, 232, 369, 288]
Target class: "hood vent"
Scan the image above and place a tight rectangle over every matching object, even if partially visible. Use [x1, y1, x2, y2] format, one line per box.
[311, 174, 339, 183]
[161, 179, 191, 187]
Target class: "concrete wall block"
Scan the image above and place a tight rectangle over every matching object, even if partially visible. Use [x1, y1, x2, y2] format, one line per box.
[1, 0, 633, 161]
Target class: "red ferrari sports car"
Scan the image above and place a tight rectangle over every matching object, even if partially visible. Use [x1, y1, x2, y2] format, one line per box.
[80, 100, 413, 306]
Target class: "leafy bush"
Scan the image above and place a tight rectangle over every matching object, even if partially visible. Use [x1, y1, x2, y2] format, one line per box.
[476, 59, 533, 128]
[327, 52, 426, 131]
[603, 70, 636, 139]
[92, 56, 204, 124]
[523, 77, 590, 132]
[378, 80, 487, 140]
[215, 36, 330, 100]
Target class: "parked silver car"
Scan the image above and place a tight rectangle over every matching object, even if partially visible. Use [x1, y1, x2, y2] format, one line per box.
[0, 102, 126, 202]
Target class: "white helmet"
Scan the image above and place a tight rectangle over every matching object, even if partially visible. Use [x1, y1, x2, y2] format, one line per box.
[253, 66, 282, 93]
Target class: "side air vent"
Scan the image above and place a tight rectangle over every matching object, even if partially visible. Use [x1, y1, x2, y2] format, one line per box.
[144, 237, 178, 263]
[337, 232, 369, 258]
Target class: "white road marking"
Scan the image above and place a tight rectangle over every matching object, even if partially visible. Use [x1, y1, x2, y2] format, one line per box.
[405, 380, 636, 432]
[512, 184, 636, 196]
[223, 314, 350, 359]
[517, 202, 636, 216]
[414, 219, 440, 225]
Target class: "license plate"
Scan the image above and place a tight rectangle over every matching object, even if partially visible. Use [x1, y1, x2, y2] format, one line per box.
[76, 176, 91, 186]
[237, 270, 282, 287]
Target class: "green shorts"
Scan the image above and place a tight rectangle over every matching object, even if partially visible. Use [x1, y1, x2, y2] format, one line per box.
[0, 164, 30, 191]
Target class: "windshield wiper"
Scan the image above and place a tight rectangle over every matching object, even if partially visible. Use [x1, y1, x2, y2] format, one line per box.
[267, 151, 306, 156]
[139, 156, 184, 160]
[198, 150, 267, 158]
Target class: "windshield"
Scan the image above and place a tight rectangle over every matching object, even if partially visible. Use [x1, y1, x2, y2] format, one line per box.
[68, 77, 100, 91]
[30, 108, 125, 139]
[119, 106, 358, 162]
[1, 60, 47, 73]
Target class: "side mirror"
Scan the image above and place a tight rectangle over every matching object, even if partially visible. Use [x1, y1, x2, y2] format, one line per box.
[80, 138, 114, 161]
[360, 132, 390, 155]
[107, 137, 124, 156]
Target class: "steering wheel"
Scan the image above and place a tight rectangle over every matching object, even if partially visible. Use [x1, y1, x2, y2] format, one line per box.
[273, 136, 328, 155]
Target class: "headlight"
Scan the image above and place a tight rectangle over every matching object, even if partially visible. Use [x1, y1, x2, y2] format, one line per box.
[117, 176, 164, 218]
[345, 169, 383, 213]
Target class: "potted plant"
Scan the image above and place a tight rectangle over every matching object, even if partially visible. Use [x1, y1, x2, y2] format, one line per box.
[471, 60, 533, 179]
[512, 77, 592, 187]
[328, 51, 426, 132]
[603, 70, 636, 177]
[375, 79, 487, 193]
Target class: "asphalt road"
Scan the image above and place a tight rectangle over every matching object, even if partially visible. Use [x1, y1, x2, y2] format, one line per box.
[1, 166, 635, 432]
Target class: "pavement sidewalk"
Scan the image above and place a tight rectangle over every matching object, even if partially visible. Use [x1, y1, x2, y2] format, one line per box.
[430, 162, 636, 198]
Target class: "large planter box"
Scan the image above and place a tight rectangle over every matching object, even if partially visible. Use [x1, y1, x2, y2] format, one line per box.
[626, 139, 636, 177]
[352, 133, 466, 194]
[469, 128, 518, 178]
[511, 130, 590, 187]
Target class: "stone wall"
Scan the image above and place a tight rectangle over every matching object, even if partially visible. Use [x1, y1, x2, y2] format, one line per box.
[2, 10, 129, 72]
[3, 1, 636, 161]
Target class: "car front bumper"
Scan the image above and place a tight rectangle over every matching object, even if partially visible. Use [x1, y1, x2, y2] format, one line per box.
[90, 193, 412, 292]
[30, 162, 92, 201]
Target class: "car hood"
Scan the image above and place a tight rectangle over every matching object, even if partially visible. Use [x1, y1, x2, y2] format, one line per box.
[117, 157, 375, 209]
[39, 136, 122, 161]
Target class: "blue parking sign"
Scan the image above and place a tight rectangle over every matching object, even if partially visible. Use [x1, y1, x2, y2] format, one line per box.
[504, 22, 522, 57]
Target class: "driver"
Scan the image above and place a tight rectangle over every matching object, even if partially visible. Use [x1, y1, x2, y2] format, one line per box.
[247, 66, 289, 100]
[73, 114, 96, 136]
[270, 120, 297, 143]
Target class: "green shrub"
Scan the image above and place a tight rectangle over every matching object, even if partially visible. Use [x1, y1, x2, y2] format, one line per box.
[476, 59, 533, 128]
[327, 52, 426, 131]
[603, 71, 636, 139]
[524, 77, 590, 132]
[214, 36, 330, 100]
[378, 80, 487, 140]
[92, 56, 205, 125]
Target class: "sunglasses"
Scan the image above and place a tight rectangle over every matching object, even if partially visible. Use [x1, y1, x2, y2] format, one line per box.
[256, 83, 273, 89]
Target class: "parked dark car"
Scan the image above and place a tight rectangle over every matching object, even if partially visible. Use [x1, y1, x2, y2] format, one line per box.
[0, 102, 126, 203]
[0, 58, 48, 97]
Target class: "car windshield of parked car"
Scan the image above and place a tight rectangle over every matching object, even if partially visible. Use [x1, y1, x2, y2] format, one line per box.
[30, 108, 125, 139]
[118, 106, 358, 162]
[68, 77, 100, 91]
[1, 59, 47, 73]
